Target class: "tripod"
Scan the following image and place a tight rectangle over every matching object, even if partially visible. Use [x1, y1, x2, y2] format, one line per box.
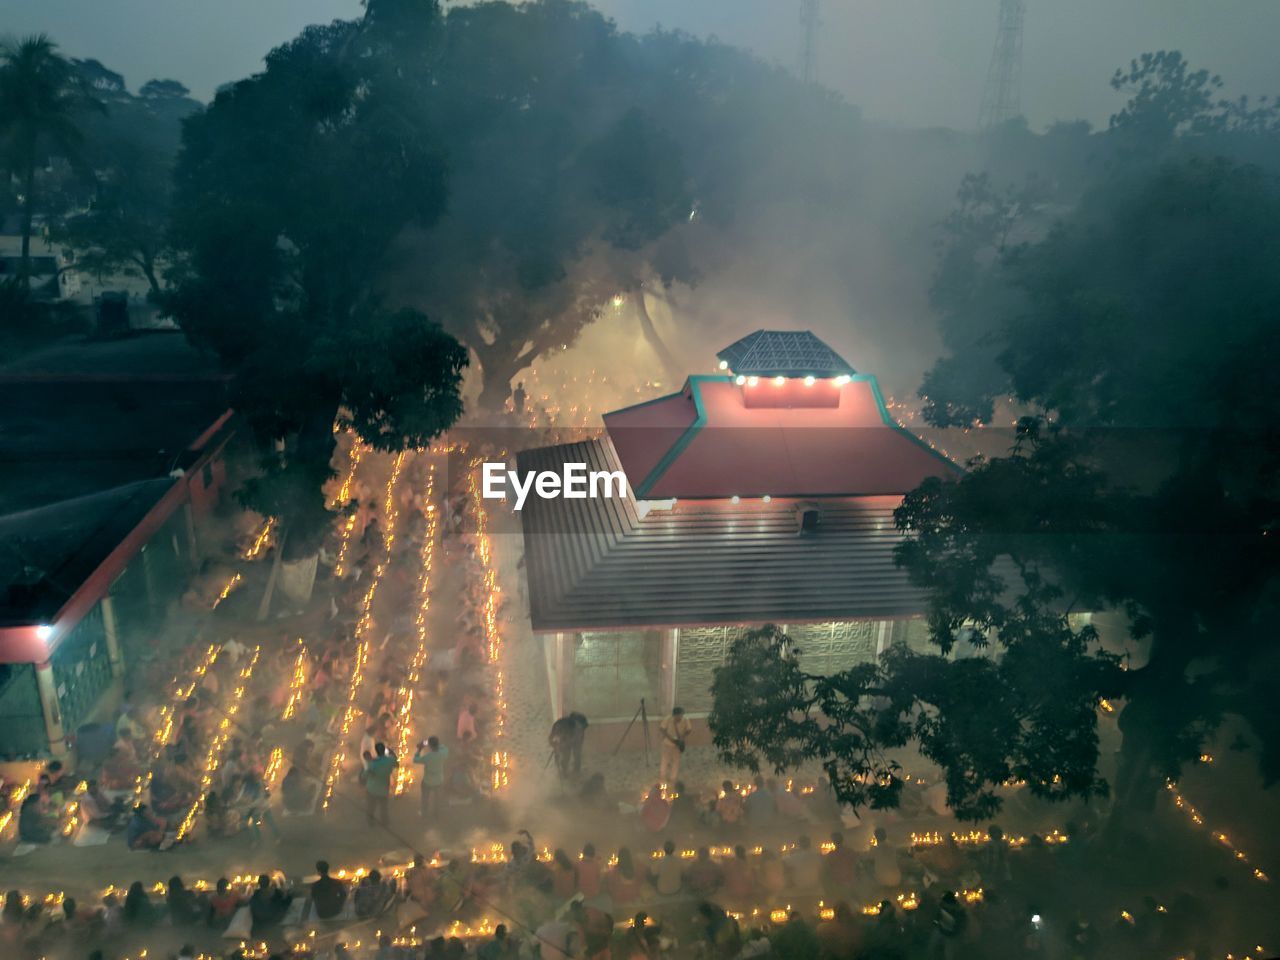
[611, 698, 651, 766]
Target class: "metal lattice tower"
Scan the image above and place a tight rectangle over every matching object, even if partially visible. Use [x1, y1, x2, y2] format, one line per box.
[799, 0, 820, 84]
[978, 0, 1025, 129]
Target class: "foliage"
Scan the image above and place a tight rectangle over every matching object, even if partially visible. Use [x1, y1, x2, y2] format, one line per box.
[905, 156, 1280, 818]
[165, 12, 467, 552]
[0, 35, 100, 286]
[1109, 51, 1280, 147]
[53, 140, 173, 296]
[713, 142, 1280, 822]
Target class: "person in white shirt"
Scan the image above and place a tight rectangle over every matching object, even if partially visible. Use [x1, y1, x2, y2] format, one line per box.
[221, 637, 248, 665]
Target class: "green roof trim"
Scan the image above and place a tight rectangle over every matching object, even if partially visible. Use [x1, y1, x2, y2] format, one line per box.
[860, 374, 963, 474]
[632, 374, 729, 498]
[630, 373, 960, 498]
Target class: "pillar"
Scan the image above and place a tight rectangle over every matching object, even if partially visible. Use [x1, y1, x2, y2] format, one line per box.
[35, 661, 67, 757]
[875, 620, 889, 658]
[101, 596, 123, 677]
[662, 628, 679, 713]
[183, 501, 200, 570]
[140, 544, 157, 613]
[559, 633, 575, 716]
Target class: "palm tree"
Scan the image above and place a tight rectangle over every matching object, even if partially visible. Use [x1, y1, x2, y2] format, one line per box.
[0, 35, 98, 288]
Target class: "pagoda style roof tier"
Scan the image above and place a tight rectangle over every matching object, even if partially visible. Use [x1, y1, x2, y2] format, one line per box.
[516, 436, 935, 632]
[716, 329, 855, 378]
[603, 374, 959, 500]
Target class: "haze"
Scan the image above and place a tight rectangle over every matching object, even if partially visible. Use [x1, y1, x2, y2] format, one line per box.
[5, 0, 1280, 128]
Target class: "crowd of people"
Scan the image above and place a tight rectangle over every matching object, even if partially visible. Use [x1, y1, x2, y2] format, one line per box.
[0, 444, 1242, 960]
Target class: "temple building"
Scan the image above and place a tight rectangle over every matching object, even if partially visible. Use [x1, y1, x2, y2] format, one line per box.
[516, 330, 961, 724]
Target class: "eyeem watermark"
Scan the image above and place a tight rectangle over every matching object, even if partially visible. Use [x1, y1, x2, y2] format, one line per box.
[482, 462, 628, 511]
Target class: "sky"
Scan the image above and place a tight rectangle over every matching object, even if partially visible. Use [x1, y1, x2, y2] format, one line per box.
[2, 0, 1279, 130]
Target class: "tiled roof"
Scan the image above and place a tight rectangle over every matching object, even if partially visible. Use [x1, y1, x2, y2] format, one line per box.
[716, 329, 856, 378]
[516, 437, 933, 632]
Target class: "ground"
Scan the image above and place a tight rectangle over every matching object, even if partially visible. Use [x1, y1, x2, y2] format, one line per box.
[1, 433, 1278, 960]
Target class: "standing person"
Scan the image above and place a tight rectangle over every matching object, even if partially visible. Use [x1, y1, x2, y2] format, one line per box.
[512, 382, 527, 416]
[456, 703, 478, 744]
[548, 713, 588, 779]
[413, 736, 448, 820]
[658, 706, 692, 784]
[363, 743, 398, 829]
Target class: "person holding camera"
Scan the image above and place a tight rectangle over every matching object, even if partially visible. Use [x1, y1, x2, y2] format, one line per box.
[658, 706, 692, 784]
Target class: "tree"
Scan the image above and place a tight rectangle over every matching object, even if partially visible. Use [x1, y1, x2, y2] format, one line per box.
[0, 35, 100, 288]
[165, 13, 466, 553]
[54, 139, 171, 297]
[384, 1, 695, 407]
[710, 155, 1280, 825]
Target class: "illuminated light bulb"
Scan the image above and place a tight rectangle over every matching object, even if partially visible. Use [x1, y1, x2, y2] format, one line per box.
[804, 376, 815, 386]
[735, 375, 746, 386]
[835, 374, 851, 385]
[36, 624, 53, 641]
[719, 360, 729, 370]
[731, 495, 740, 504]
[747, 376, 759, 387]
[762, 495, 772, 503]
[773, 376, 785, 386]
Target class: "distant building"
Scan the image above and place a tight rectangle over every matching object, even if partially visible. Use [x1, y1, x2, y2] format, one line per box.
[0, 332, 234, 758]
[517, 330, 962, 723]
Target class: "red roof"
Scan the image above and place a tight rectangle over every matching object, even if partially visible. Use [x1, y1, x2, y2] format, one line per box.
[604, 375, 958, 500]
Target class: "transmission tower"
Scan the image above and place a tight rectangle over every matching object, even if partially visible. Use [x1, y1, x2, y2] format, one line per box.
[799, 0, 820, 84]
[978, 0, 1025, 129]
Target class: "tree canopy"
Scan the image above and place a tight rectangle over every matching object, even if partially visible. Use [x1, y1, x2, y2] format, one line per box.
[165, 12, 467, 551]
[711, 59, 1280, 824]
[0, 35, 99, 286]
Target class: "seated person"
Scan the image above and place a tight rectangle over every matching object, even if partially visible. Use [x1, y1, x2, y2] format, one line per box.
[685, 847, 723, 898]
[43, 761, 70, 803]
[404, 854, 437, 912]
[353, 870, 393, 919]
[869, 828, 902, 889]
[207, 879, 241, 929]
[640, 785, 671, 833]
[651, 840, 684, 897]
[126, 804, 167, 851]
[787, 835, 824, 890]
[147, 765, 185, 815]
[80, 780, 124, 831]
[18, 794, 53, 844]
[743, 775, 776, 827]
[247, 874, 290, 932]
[310, 861, 347, 920]
[281, 766, 317, 814]
[204, 790, 234, 838]
[101, 745, 140, 791]
[715, 781, 744, 828]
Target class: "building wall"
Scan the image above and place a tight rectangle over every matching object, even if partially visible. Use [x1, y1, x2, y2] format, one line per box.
[551, 618, 927, 722]
[50, 603, 113, 737]
[0, 663, 45, 759]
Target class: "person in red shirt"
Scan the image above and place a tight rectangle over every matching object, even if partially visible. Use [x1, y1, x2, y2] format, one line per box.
[606, 848, 644, 911]
[640, 785, 670, 833]
[685, 846, 723, 898]
[570, 898, 614, 960]
[551, 849, 577, 901]
[715, 781, 744, 829]
[575, 843, 602, 900]
[207, 878, 241, 929]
